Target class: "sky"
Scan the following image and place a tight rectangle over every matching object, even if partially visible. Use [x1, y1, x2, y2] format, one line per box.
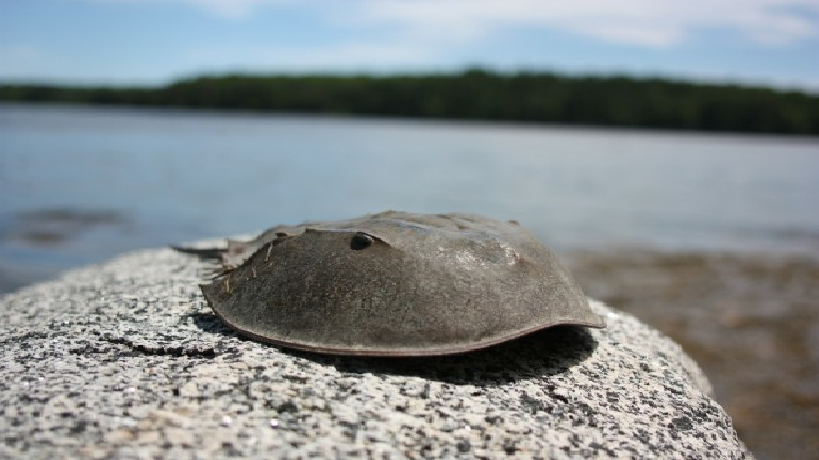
[1, 0, 818, 91]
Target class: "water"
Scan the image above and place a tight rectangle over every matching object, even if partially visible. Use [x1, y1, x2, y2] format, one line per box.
[1, 103, 818, 292]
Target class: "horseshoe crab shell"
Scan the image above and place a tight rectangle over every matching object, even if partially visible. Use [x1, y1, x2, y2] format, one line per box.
[176, 211, 605, 356]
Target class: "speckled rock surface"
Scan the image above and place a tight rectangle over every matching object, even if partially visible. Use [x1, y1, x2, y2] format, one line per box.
[0, 246, 753, 459]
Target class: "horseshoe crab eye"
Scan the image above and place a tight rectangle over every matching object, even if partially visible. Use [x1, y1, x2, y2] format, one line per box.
[350, 232, 374, 250]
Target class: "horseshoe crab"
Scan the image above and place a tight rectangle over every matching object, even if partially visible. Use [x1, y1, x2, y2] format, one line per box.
[175, 211, 605, 356]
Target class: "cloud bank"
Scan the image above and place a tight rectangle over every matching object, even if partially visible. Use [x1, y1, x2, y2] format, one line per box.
[157, 0, 819, 48]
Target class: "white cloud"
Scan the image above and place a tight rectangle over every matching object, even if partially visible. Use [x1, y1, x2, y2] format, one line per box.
[168, 0, 819, 89]
[352, 0, 819, 48]
[88, 0, 819, 46]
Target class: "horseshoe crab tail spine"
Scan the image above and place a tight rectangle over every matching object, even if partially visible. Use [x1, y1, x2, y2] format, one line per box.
[170, 245, 225, 261]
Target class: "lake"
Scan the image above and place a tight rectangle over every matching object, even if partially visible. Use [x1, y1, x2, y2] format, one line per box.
[2, 103, 817, 291]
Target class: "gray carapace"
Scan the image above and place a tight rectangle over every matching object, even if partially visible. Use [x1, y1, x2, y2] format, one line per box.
[175, 211, 605, 356]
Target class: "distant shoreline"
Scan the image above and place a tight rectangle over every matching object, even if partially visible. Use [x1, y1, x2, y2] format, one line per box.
[2, 69, 818, 135]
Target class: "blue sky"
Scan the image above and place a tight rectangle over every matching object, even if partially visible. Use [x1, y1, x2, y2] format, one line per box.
[2, 0, 818, 91]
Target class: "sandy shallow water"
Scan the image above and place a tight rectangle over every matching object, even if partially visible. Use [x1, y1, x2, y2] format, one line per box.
[565, 250, 819, 460]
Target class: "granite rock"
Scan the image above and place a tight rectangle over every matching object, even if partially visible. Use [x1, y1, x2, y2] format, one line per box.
[0, 245, 753, 459]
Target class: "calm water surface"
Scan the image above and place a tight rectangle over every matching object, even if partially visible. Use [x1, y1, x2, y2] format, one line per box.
[1, 103, 817, 291]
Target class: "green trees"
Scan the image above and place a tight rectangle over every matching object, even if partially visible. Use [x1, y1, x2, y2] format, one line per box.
[2, 70, 817, 135]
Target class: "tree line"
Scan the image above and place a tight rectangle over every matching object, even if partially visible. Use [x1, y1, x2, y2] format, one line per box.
[1, 69, 817, 135]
